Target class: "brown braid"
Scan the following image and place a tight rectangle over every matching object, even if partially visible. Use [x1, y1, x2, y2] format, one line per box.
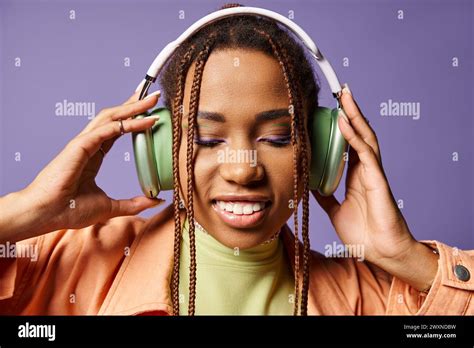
[185, 35, 216, 315]
[160, 3, 320, 316]
[171, 45, 196, 316]
[253, 28, 311, 315]
[276, 40, 311, 316]
[280, 45, 312, 316]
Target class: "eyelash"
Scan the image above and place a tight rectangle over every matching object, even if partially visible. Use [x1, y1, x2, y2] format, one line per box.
[193, 135, 291, 148]
[193, 139, 224, 147]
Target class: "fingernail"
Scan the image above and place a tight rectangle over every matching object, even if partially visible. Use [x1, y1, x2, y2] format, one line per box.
[144, 90, 161, 100]
[342, 83, 352, 96]
[149, 116, 160, 126]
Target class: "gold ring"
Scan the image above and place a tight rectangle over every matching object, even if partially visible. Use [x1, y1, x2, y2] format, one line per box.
[118, 119, 125, 135]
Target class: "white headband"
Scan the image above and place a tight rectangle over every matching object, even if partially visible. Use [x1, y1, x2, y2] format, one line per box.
[135, 6, 343, 100]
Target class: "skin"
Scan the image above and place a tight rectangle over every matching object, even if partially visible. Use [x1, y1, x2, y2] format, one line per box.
[0, 48, 438, 293]
[175, 48, 439, 291]
[0, 93, 164, 243]
[177, 49, 304, 249]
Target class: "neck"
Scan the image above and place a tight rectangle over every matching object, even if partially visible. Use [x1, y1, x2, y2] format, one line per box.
[182, 216, 282, 264]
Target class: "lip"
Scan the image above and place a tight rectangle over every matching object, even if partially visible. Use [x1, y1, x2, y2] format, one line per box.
[211, 195, 271, 229]
[213, 194, 271, 202]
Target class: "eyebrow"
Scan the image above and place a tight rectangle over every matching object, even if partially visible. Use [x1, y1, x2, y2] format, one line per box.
[191, 108, 291, 122]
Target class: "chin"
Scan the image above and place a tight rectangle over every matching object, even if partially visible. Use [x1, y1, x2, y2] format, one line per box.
[211, 226, 271, 250]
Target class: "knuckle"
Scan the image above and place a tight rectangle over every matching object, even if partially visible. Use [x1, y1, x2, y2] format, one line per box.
[360, 142, 372, 155]
[98, 108, 115, 120]
[365, 134, 377, 145]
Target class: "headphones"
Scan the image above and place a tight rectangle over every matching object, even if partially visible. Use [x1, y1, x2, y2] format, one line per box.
[132, 6, 348, 199]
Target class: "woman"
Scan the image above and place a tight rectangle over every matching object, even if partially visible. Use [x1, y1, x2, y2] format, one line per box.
[0, 5, 472, 316]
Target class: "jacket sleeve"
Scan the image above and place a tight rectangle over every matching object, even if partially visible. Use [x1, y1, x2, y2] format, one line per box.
[385, 240, 474, 315]
[0, 235, 48, 304]
[0, 216, 146, 315]
[314, 241, 473, 315]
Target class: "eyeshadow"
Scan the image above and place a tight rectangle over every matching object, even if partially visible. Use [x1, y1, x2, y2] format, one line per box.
[272, 122, 290, 127]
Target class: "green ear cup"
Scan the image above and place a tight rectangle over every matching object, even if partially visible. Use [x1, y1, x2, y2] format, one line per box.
[309, 106, 348, 196]
[132, 107, 173, 197]
[149, 108, 174, 190]
[133, 106, 347, 198]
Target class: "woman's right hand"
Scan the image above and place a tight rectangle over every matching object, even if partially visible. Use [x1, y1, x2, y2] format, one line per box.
[0, 91, 164, 243]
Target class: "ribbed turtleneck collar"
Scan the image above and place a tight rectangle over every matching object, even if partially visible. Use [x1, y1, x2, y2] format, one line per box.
[181, 216, 281, 267]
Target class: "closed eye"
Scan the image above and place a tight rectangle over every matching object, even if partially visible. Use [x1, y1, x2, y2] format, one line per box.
[194, 138, 224, 147]
[194, 136, 292, 148]
[258, 135, 292, 147]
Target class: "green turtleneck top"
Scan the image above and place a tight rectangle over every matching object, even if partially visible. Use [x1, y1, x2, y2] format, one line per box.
[178, 217, 295, 315]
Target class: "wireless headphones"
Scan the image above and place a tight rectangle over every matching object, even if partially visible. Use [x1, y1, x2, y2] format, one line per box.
[132, 6, 348, 199]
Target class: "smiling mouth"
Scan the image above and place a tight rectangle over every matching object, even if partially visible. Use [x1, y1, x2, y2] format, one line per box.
[212, 199, 271, 214]
[211, 199, 272, 228]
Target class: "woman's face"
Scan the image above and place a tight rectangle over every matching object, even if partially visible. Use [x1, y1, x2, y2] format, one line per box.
[177, 48, 306, 249]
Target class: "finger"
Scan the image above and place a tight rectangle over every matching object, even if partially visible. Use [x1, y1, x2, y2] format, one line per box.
[340, 85, 380, 161]
[123, 89, 161, 106]
[311, 190, 340, 220]
[346, 144, 360, 171]
[109, 196, 166, 217]
[109, 91, 161, 121]
[74, 117, 159, 160]
[122, 91, 141, 105]
[104, 94, 159, 121]
[337, 116, 378, 169]
[337, 116, 386, 190]
[80, 91, 160, 135]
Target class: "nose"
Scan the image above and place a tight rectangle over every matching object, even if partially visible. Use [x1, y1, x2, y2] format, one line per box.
[218, 149, 265, 186]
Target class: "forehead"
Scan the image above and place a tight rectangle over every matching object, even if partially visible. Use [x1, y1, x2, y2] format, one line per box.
[183, 48, 290, 114]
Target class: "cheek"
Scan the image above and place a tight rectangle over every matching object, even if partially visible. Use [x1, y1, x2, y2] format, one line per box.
[178, 135, 217, 202]
[258, 147, 297, 200]
[177, 137, 306, 207]
[262, 145, 307, 206]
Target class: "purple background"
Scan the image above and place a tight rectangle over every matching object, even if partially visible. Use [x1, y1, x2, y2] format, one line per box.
[0, 0, 472, 250]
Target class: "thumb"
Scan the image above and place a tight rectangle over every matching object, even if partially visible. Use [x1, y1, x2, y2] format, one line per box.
[311, 190, 340, 220]
[109, 196, 165, 217]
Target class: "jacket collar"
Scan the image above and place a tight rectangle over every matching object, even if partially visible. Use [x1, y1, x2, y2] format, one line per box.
[98, 205, 340, 315]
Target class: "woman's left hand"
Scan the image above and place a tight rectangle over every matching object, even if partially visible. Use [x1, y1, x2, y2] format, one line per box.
[312, 84, 438, 291]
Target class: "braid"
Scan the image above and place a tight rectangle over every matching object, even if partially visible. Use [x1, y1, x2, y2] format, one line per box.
[281, 47, 311, 316]
[186, 35, 216, 316]
[253, 27, 311, 315]
[171, 45, 196, 316]
[160, 3, 320, 316]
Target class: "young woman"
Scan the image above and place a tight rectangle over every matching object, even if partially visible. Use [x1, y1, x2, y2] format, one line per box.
[0, 5, 472, 316]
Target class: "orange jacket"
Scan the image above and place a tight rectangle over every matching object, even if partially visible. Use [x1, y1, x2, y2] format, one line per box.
[0, 205, 472, 315]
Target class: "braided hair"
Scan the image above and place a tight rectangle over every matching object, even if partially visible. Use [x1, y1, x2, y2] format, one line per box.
[160, 3, 320, 316]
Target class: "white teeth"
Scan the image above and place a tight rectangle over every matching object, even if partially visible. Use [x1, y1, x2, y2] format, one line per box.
[215, 200, 266, 215]
[243, 205, 253, 215]
[233, 204, 243, 214]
